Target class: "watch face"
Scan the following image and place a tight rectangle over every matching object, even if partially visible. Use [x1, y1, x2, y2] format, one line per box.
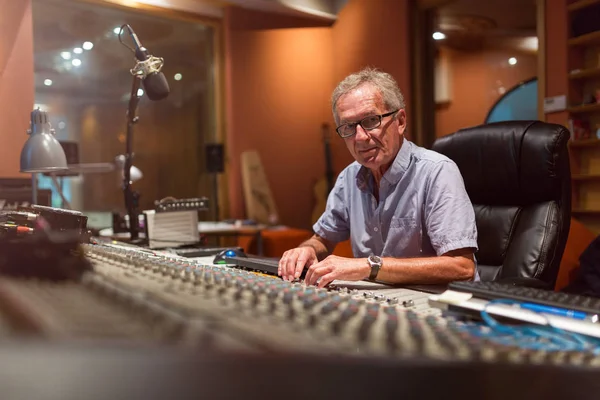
[369, 254, 382, 265]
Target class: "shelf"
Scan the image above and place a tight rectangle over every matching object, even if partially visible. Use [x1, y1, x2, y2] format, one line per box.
[568, 102, 600, 113]
[568, 30, 600, 46]
[572, 208, 600, 215]
[569, 67, 600, 80]
[568, 0, 600, 12]
[572, 173, 600, 181]
[570, 138, 600, 148]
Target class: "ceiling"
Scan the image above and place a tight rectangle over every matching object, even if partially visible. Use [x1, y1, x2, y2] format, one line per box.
[435, 0, 538, 52]
[33, 0, 214, 106]
[212, 0, 539, 53]
[33, 0, 539, 107]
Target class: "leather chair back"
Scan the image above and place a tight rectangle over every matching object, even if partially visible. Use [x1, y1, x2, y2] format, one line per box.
[432, 121, 571, 287]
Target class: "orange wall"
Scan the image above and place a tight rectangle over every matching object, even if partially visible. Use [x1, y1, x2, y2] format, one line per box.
[544, 0, 568, 126]
[224, 8, 333, 229]
[436, 47, 537, 138]
[0, 0, 34, 177]
[225, 0, 412, 229]
[331, 0, 412, 169]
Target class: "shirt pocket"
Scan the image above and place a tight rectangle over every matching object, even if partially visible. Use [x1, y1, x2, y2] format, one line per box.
[386, 217, 421, 257]
[390, 217, 418, 229]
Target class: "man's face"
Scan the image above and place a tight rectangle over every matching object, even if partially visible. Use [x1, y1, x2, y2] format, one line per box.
[335, 84, 406, 172]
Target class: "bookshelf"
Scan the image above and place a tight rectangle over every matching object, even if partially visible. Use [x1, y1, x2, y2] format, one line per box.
[568, 102, 600, 113]
[569, 66, 600, 80]
[568, 0, 600, 12]
[567, 0, 600, 233]
[568, 137, 600, 147]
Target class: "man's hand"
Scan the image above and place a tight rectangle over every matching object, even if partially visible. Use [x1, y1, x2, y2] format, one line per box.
[304, 255, 370, 288]
[278, 246, 318, 281]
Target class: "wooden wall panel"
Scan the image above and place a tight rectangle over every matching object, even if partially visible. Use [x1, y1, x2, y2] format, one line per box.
[77, 97, 212, 216]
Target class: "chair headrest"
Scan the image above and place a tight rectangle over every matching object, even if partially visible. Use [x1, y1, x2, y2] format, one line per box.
[432, 121, 570, 206]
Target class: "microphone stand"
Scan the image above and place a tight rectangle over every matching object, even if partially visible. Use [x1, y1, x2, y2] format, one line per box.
[123, 74, 142, 241]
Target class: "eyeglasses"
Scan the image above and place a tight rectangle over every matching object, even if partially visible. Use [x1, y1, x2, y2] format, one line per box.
[335, 110, 399, 138]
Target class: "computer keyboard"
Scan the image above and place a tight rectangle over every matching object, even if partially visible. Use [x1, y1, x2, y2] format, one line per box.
[226, 256, 281, 276]
[449, 281, 600, 316]
[223, 256, 311, 280]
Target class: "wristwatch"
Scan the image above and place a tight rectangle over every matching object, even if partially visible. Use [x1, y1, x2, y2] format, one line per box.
[367, 254, 382, 281]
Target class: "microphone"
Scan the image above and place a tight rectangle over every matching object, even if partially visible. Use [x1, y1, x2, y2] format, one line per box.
[125, 25, 170, 101]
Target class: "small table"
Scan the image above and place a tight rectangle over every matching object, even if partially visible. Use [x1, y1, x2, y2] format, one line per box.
[98, 222, 267, 256]
[198, 222, 267, 255]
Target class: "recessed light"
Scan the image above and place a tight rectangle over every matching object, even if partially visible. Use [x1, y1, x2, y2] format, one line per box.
[113, 27, 122, 35]
[508, 57, 517, 65]
[73, 47, 83, 54]
[432, 32, 446, 40]
[137, 88, 144, 97]
[60, 51, 71, 60]
[174, 73, 182, 81]
[44, 79, 53, 86]
[72, 58, 82, 67]
[82, 41, 94, 50]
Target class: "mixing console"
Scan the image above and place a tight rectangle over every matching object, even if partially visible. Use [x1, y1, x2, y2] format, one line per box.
[70, 243, 600, 366]
[0, 241, 598, 371]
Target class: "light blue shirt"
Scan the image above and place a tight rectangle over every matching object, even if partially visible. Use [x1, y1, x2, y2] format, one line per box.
[313, 139, 478, 261]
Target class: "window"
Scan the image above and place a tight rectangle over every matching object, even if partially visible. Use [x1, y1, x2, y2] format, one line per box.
[485, 78, 538, 123]
[32, 0, 219, 225]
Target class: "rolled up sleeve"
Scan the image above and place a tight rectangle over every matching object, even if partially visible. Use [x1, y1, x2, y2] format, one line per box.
[313, 173, 351, 244]
[424, 161, 478, 256]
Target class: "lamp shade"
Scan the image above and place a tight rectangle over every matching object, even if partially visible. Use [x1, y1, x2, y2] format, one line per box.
[20, 109, 68, 173]
[115, 154, 143, 183]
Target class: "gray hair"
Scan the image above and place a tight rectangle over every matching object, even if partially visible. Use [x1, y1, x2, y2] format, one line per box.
[331, 67, 405, 125]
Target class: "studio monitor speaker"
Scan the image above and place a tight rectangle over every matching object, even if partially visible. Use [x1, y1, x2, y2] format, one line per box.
[205, 144, 224, 173]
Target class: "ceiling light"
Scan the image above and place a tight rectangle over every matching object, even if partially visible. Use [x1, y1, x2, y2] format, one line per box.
[519, 37, 538, 52]
[60, 51, 71, 60]
[82, 41, 94, 50]
[72, 58, 82, 67]
[432, 32, 446, 40]
[174, 73, 182, 81]
[73, 47, 83, 54]
[113, 27, 122, 35]
[44, 79, 53, 86]
[508, 57, 517, 65]
[137, 88, 144, 97]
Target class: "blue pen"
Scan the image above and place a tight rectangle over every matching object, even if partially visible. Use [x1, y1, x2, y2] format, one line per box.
[519, 302, 596, 322]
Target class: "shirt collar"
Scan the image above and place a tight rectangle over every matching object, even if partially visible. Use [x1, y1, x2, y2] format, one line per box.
[356, 139, 413, 191]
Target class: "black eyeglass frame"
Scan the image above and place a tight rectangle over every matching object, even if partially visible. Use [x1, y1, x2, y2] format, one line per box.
[335, 110, 399, 138]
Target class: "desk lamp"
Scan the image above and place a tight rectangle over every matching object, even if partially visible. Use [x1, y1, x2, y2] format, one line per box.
[20, 109, 68, 204]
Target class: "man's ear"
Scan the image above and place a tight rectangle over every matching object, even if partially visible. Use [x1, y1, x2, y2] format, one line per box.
[396, 109, 407, 135]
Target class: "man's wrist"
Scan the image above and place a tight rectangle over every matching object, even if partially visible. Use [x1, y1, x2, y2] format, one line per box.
[298, 243, 316, 251]
[298, 242, 319, 255]
[367, 254, 382, 281]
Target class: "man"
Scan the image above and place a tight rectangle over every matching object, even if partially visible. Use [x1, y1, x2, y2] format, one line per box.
[278, 67, 478, 288]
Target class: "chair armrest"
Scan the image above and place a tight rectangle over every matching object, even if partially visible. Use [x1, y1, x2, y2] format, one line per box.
[496, 277, 552, 290]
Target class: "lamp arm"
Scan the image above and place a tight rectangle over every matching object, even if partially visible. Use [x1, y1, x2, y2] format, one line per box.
[49, 173, 72, 209]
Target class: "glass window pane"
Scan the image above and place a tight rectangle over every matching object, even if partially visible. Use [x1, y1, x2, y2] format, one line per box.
[32, 0, 217, 223]
[485, 78, 538, 123]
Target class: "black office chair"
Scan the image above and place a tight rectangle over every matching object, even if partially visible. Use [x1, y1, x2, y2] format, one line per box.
[432, 121, 571, 289]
